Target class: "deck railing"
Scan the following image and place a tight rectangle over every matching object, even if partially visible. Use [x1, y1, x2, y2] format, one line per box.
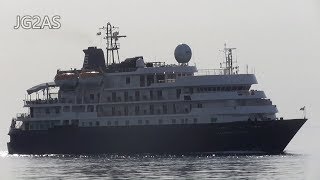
[195, 69, 225, 76]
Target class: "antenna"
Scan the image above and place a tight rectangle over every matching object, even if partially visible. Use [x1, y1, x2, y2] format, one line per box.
[97, 22, 126, 65]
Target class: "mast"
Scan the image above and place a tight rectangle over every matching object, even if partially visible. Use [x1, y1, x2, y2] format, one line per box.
[97, 22, 126, 65]
[223, 43, 238, 75]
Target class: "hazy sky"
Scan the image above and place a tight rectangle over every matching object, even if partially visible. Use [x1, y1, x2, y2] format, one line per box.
[0, 0, 319, 151]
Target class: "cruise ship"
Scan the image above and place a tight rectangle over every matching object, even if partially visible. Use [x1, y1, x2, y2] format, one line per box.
[7, 22, 307, 155]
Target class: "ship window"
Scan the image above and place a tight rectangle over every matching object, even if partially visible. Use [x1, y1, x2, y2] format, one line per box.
[87, 105, 94, 112]
[124, 106, 128, 116]
[96, 121, 100, 126]
[115, 121, 118, 126]
[55, 107, 60, 114]
[112, 107, 115, 116]
[145, 120, 149, 125]
[226, 86, 231, 91]
[193, 118, 198, 124]
[140, 75, 145, 87]
[135, 106, 140, 115]
[135, 91, 140, 101]
[159, 119, 163, 124]
[45, 108, 50, 114]
[172, 119, 176, 124]
[189, 87, 194, 94]
[150, 90, 154, 100]
[124, 92, 128, 101]
[185, 118, 188, 124]
[90, 94, 94, 100]
[138, 120, 142, 125]
[107, 121, 111, 126]
[126, 77, 130, 84]
[72, 105, 85, 112]
[147, 75, 154, 86]
[167, 74, 176, 80]
[125, 120, 129, 125]
[156, 74, 165, 83]
[184, 95, 191, 101]
[197, 104, 203, 108]
[63, 120, 69, 125]
[176, 89, 181, 99]
[71, 119, 79, 126]
[163, 104, 167, 114]
[181, 119, 184, 124]
[157, 90, 162, 99]
[82, 122, 85, 126]
[89, 122, 92, 126]
[211, 118, 217, 123]
[112, 92, 116, 102]
[150, 105, 154, 115]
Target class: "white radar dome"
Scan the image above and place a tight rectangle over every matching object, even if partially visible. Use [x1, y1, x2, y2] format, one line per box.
[174, 43, 192, 64]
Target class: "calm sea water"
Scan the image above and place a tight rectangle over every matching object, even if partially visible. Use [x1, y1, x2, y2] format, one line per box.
[0, 150, 319, 180]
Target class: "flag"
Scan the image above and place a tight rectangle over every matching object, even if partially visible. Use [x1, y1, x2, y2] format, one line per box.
[300, 106, 305, 111]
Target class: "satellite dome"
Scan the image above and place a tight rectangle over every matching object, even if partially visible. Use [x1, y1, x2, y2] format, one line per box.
[174, 44, 192, 64]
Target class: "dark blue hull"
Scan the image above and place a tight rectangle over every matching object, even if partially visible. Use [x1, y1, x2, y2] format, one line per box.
[7, 119, 307, 155]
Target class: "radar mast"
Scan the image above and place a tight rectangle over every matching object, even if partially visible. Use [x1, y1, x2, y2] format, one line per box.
[97, 22, 126, 65]
[222, 43, 238, 75]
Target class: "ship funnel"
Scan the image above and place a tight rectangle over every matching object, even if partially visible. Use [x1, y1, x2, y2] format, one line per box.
[82, 47, 106, 70]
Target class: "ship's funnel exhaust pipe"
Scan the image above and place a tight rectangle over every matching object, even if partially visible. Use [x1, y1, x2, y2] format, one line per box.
[82, 47, 106, 70]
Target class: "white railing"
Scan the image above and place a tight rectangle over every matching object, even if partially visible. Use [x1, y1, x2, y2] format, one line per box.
[195, 69, 225, 76]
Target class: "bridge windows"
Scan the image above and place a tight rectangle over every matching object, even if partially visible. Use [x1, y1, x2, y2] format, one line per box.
[196, 85, 251, 93]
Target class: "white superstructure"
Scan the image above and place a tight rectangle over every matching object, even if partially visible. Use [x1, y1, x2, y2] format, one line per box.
[14, 23, 278, 131]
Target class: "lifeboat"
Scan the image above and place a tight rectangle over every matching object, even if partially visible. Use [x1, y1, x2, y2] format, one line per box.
[79, 70, 103, 85]
[54, 71, 78, 87]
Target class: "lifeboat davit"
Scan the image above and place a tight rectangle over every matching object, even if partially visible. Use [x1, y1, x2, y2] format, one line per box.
[79, 70, 103, 85]
[54, 72, 78, 87]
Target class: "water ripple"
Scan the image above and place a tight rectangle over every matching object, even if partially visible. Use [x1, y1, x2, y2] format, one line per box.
[0, 151, 316, 179]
